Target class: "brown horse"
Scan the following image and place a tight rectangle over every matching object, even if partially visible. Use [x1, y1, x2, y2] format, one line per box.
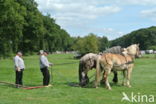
[95, 44, 141, 90]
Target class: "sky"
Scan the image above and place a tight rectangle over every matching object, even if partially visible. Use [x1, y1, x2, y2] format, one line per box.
[34, 0, 156, 40]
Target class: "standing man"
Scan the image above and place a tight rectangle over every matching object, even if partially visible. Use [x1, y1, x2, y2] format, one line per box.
[14, 51, 25, 88]
[40, 50, 52, 87]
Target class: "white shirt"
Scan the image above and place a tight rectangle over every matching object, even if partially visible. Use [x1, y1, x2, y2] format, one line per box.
[14, 55, 25, 69]
[40, 55, 51, 68]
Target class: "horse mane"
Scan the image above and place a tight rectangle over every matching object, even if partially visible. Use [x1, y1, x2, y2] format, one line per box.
[127, 44, 138, 49]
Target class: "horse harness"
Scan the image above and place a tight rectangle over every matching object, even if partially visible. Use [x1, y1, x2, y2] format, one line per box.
[103, 53, 134, 67]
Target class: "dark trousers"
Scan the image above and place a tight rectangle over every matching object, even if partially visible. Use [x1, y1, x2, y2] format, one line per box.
[41, 67, 50, 86]
[15, 69, 24, 85]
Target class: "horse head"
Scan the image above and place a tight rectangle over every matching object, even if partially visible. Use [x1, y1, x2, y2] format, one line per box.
[135, 44, 142, 58]
[126, 44, 141, 58]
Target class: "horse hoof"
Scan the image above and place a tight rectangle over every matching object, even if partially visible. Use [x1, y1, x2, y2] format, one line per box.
[114, 82, 118, 84]
[106, 87, 112, 90]
[127, 85, 131, 88]
[95, 86, 98, 89]
[122, 83, 126, 86]
[112, 79, 118, 83]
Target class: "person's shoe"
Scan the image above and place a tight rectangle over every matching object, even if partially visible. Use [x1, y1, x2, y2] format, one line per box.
[48, 84, 52, 87]
[16, 85, 20, 88]
[44, 85, 50, 88]
[44, 84, 52, 87]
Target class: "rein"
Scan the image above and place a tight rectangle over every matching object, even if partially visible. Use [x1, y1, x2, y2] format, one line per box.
[113, 60, 134, 67]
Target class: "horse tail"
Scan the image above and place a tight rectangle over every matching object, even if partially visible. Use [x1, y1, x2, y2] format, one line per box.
[95, 56, 101, 87]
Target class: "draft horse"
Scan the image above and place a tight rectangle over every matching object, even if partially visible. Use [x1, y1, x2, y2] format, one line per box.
[79, 52, 119, 87]
[95, 44, 141, 90]
[79, 53, 99, 86]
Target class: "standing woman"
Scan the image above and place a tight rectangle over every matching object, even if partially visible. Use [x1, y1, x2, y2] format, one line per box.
[40, 50, 52, 87]
[14, 51, 25, 88]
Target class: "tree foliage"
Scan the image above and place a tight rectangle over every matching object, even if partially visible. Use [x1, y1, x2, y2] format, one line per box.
[72, 33, 109, 55]
[0, 0, 72, 58]
[110, 26, 156, 50]
[1, 0, 156, 58]
[98, 36, 109, 51]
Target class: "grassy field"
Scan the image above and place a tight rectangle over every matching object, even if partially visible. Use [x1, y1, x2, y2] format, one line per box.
[0, 54, 156, 104]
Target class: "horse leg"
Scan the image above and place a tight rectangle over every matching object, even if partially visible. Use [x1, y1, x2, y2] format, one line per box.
[79, 63, 84, 84]
[122, 70, 127, 86]
[85, 74, 89, 84]
[104, 67, 112, 90]
[112, 71, 118, 83]
[100, 71, 105, 84]
[94, 62, 101, 88]
[126, 67, 133, 88]
[79, 71, 88, 87]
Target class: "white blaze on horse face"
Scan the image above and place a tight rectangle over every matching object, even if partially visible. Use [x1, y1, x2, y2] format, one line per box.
[82, 72, 86, 77]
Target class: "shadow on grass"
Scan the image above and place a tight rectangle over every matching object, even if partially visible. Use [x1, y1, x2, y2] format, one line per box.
[66, 82, 95, 89]
[0, 83, 16, 88]
[0, 82, 44, 89]
[65, 81, 123, 89]
[0, 81, 123, 89]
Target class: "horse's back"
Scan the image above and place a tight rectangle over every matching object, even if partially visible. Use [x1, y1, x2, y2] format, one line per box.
[80, 53, 97, 61]
[101, 53, 132, 65]
[103, 46, 122, 54]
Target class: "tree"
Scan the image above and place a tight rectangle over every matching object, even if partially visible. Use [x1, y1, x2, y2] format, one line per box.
[0, 0, 26, 57]
[72, 33, 99, 55]
[0, 0, 73, 58]
[110, 26, 156, 50]
[99, 36, 109, 51]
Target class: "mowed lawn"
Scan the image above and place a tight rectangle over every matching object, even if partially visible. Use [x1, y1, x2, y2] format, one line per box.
[0, 54, 156, 104]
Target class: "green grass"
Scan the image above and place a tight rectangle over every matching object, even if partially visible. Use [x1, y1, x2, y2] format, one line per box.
[0, 54, 156, 104]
